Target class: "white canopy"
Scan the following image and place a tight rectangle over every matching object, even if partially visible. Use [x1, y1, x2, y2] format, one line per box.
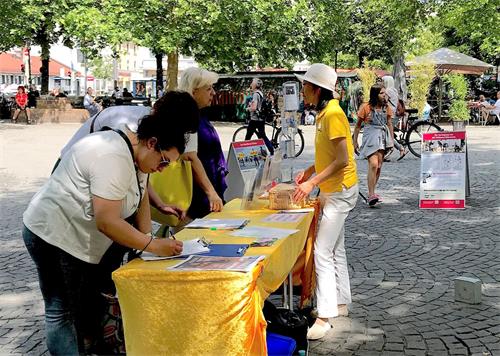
[406, 48, 493, 75]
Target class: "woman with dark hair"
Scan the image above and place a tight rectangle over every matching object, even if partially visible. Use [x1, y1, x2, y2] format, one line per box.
[22, 93, 199, 354]
[12, 85, 31, 124]
[353, 84, 395, 206]
[293, 63, 358, 340]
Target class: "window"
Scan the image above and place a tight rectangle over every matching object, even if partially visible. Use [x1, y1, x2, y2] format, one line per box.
[0, 75, 4, 84]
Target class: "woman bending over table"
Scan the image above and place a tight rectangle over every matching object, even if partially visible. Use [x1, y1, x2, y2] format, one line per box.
[293, 63, 359, 340]
[22, 96, 199, 355]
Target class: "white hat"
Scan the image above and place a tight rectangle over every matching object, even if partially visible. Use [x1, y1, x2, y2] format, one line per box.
[295, 63, 337, 92]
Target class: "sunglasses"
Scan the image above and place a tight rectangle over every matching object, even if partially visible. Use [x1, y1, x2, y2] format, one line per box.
[159, 150, 170, 169]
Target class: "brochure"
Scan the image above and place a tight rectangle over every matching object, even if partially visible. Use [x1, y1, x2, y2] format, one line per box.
[261, 213, 307, 223]
[168, 255, 265, 273]
[230, 226, 299, 239]
[185, 218, 249, 230]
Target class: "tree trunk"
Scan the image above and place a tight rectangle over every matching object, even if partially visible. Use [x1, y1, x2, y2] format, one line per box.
[155, 52, 164, 94]
[166, 49, 179, 91]
[392, 53, 408, 102]
[40, 33, 50, 95]
[358, 52, 365, 68]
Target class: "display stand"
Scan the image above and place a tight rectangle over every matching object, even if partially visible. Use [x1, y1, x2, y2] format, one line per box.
[224, 139, 268, 202]
[419, 131, 467, 209]
[280, 81, 300, 182]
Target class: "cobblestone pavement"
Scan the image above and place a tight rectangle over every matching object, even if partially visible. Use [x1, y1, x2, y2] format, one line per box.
[0, 122, 499, 355]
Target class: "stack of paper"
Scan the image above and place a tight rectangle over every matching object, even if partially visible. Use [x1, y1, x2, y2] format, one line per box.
[141, 239, 210, 261]
[168, 255, 265, 272]
[185, 218, 249, 230]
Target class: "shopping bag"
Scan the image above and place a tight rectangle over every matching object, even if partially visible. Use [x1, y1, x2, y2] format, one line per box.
[150, 160, 193, 227]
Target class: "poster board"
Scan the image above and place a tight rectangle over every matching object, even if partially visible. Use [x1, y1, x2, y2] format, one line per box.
[224, 139, 268, 202]
[419, 131, 466, 209]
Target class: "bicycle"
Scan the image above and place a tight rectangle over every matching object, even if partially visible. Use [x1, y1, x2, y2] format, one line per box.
[232, 115, 305, 157]
[388, 108, 443, 159]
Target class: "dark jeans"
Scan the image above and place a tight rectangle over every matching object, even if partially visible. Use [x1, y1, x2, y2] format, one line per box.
[245, 120, 274, 155]
[23, 226, 106, 355]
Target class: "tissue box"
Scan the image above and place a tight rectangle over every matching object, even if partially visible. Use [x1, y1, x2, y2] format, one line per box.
[454, 276, 481, 304]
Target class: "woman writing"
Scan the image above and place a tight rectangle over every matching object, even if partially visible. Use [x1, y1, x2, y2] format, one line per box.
[353, 84, 395, 206]
[293, 63, 359, 340]
[178, 67, 228, 220]
[22, 95, 199, 354]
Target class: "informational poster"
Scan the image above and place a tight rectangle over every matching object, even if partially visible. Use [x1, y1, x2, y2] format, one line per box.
[419, 131, 466, 209]
[283, 81, 300, 111]
[224, 139, 268, 202]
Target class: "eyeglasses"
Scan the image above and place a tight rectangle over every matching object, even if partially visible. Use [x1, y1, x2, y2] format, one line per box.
[159, 150, 170, 169]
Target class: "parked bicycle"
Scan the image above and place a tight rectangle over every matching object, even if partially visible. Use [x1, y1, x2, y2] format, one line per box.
[232, 115, 305, 157]
[389, 108, 443, 158]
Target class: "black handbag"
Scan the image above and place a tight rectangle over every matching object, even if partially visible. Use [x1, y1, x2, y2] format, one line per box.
[263, 300, 309, 355]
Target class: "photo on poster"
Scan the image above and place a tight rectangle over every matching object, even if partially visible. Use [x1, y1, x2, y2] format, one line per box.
[232, 140, 268, 171]
[422, 138, 465, 153]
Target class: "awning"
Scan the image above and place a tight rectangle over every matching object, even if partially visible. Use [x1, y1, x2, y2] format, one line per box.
[406, 48, 493, 75]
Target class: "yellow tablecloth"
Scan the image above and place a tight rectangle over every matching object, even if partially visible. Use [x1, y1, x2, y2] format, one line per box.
[112, 199, 314, 356]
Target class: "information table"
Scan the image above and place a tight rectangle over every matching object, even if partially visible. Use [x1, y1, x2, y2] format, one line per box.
[113, 199, 316, 355]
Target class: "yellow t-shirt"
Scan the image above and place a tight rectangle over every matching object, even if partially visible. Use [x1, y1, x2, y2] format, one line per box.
[314, 99, 358, 193]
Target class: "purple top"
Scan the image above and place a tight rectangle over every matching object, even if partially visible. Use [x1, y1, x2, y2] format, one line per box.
[188, 115, 228, 218]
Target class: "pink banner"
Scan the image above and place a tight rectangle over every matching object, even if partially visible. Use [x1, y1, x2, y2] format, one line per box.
[419, 199, 465, 209]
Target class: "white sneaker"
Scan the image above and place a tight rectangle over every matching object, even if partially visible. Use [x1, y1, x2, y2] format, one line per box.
[307, 321, 331, 340]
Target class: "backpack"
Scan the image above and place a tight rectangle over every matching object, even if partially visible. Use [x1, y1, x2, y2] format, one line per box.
[257, 92, 276, 123]
[263, 300, 309, 355]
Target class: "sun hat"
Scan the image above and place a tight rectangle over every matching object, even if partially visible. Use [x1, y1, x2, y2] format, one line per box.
[295, 63, 337, 92]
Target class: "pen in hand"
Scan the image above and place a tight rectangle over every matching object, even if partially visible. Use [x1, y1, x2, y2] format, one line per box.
[169, 230, 176, 240]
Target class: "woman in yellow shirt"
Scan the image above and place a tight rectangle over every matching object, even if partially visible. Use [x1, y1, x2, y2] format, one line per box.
[294, 63, 359, 340]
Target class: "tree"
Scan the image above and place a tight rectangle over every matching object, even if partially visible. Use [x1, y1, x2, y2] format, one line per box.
[438, 0, 499, 66]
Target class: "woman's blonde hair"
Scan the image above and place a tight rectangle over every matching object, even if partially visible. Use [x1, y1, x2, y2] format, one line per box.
[178, 67, 218, 95]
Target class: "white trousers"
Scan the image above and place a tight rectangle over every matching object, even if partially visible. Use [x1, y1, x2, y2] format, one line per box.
[315, 184, 358, 318]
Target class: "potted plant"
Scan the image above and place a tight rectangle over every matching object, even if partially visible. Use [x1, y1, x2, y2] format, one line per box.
[444, 74, 469, 130]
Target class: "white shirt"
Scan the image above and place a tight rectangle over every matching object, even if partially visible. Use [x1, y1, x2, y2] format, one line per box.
[492, 99, 500, 116]
[61, 106, 151, 157]
[61, 106, 198, 157]
[24, 131, 148, 264]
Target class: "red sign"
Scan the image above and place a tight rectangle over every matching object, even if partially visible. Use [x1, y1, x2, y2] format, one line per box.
[87, 75, 95, 81]
[23, 48, 30, 56]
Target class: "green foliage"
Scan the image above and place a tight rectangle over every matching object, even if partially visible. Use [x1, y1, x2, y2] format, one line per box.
[356, 61, 377, 102]
[444, 74, 469, 121]
[438, 0, 499, 65]
[408, 62, 435, 115]
[88, 56, 113, 80]
[405, 23, 444, 59]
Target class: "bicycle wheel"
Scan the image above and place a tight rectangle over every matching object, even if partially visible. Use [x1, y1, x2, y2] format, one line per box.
[274, 127, 305, 158]
[406, 121, 442, 158]
[232, 126, 249, 142]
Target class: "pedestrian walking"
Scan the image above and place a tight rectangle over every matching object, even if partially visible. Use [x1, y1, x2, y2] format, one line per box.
[245, 78, 274, 154]
[293, 63, 359, 340]
[352, 84, 395, 206]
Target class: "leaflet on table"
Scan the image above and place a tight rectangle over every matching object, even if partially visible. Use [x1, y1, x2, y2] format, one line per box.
[278, 207, 314, 213]
[261, 213, 307, 223]
[168, 255, 265, 272]
[141, 238, 210, 261]
[185, 218, 249, 230]
[230, 226, 299, 239]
